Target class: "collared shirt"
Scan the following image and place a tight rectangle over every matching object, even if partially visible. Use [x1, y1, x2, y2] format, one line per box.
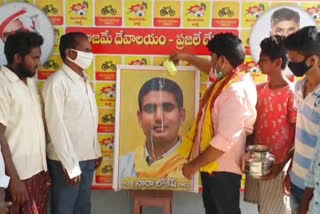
[0, 66, 47, 180]
[0, 145, 10, 188]
[145, 138, 182, 165]
[119, 138, 182, 179]
[43, 64, 101, 179]
[305, 129, 320, 214]
[290, 78, 320, 189]
[196, 72, 257, 175]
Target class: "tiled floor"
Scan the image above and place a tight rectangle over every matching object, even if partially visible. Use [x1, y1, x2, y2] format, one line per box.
[91, 190, 259, 214]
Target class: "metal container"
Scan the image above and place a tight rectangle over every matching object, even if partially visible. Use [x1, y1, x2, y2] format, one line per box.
[247, 145, 271, 159]
[245, 145, 275, 178]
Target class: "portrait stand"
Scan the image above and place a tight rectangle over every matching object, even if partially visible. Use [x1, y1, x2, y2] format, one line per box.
[131, 190, 173, 214]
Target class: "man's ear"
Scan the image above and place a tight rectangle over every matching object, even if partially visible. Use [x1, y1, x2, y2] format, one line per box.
[309, 55, 320, 68]
[65, 49, 77, 60]
[180, 108, 186, 124]
[274, 58, 283, 68]
[220, 55, 232, 68]
[137, 110, 142, 128]
[317, 56, 320, 68]
[13, 53, 23, 64]
[220, 55, 226, 64]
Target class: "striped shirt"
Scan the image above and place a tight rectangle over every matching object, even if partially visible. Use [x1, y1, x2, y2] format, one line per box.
[289, 78, 320, 189]
[305, 129, 320, 214]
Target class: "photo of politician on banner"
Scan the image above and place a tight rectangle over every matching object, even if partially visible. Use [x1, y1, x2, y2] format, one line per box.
[113, 65, 200, 192]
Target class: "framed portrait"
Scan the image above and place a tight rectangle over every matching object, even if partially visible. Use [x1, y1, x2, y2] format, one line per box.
[113, 65, 200, 192]
[250, 6, 317, 63]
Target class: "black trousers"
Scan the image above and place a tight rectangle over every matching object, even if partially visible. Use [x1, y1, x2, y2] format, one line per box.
[201, 172, 242, 214]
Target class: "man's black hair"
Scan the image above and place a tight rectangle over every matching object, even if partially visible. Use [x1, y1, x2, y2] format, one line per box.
[284, 26, 320, 57]
[206, 33, 245, 68]
[4, 31, 43, 64]
[59, 32, 88, 61]
[271, 8, 300, 27]
[138, 77, 183, 111]
[260, 35, 288, 69]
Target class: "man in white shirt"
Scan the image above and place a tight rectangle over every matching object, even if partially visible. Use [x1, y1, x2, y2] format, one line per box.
[0, 32, 49, 213]
[42, 32, 102, 214]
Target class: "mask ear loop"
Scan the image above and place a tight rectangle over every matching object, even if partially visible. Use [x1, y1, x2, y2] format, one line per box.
[216, 56, 225, 79]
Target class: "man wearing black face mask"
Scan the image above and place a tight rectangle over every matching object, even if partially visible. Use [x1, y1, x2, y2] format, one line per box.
[0, 32, 49, 213]
[283, 26, 320, 214]
[42, 32, 102, 214]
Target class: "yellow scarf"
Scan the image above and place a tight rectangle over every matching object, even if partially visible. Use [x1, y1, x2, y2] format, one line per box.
[134, 141, 188, 178]
[180, 69, 245, 173]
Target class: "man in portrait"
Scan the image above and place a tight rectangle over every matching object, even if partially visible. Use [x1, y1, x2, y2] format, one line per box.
[119, 77, 188, 181]
[270, 7, 300, 37]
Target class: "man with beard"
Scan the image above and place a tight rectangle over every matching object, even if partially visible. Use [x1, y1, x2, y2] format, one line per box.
[0, 32, 49, 213]
[119, 77, 187, 181]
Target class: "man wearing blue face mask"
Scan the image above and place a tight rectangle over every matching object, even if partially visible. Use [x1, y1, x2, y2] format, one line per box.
[42, 32, 102, 214]
[283, 26, 320, 214]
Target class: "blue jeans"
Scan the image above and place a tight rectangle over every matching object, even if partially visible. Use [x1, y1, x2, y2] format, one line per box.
[48, 159, 96, 214]
[290, 183, 305, 214]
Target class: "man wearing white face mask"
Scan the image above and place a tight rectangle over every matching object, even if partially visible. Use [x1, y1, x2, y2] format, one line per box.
[42, 32, 102, 214]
